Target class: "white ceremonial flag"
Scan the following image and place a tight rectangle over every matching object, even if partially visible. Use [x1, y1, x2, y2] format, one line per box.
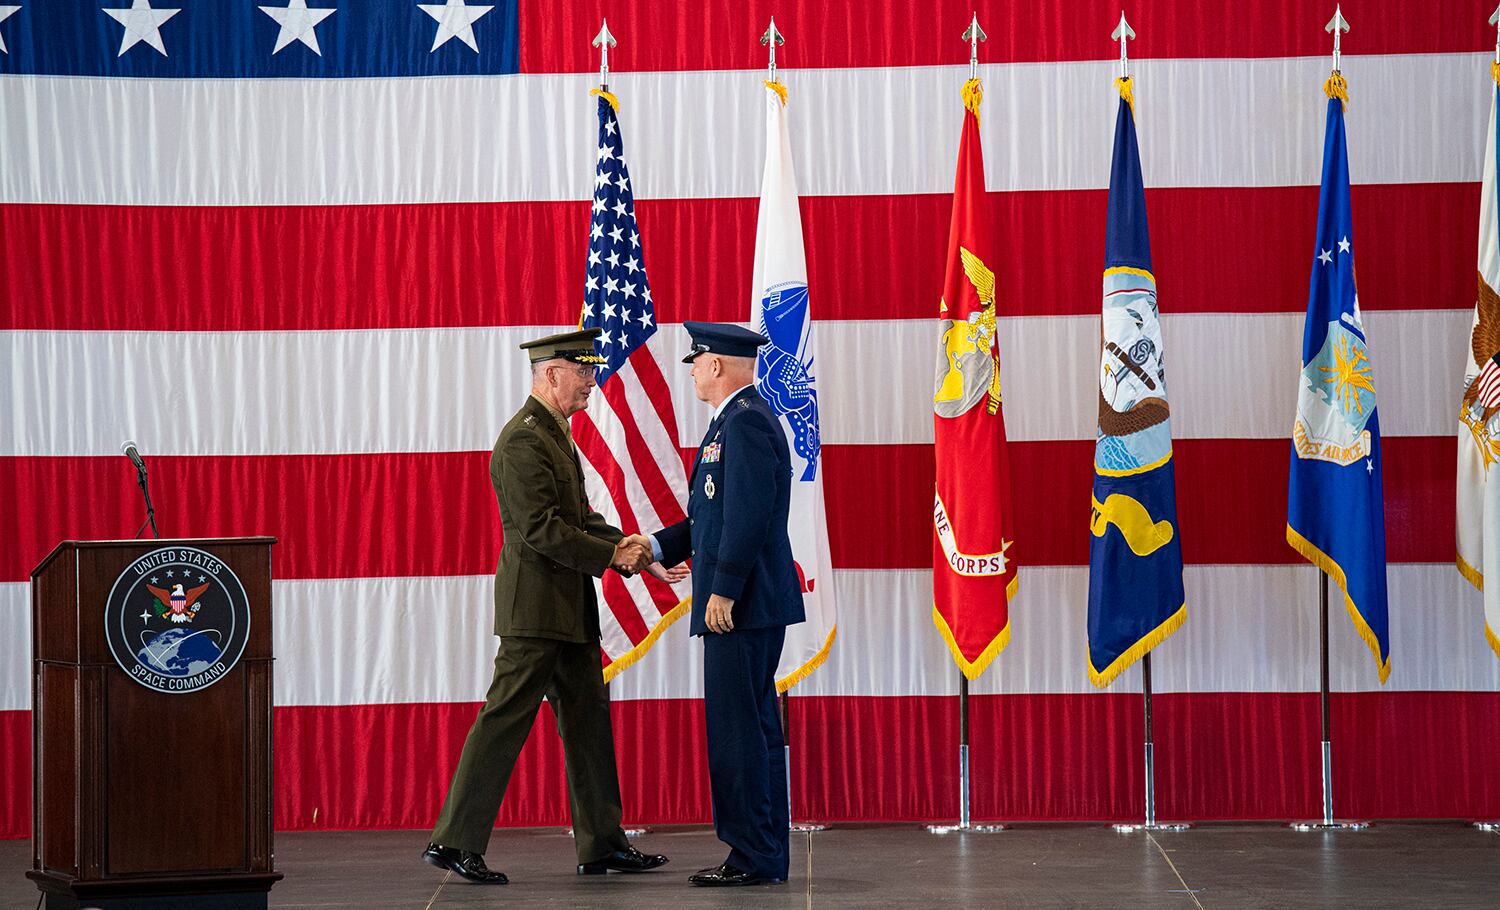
[749, 80, 838, 689]
[1457, 70, 1500, 661]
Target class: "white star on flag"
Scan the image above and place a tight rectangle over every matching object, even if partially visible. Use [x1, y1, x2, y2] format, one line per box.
[0, 6, 20, 56]
[607, 226, 624, 244]
[1318, 249, 1332, 265]
[1338, 236, 1351, 253]
[417, 0, 492, 53]
[103, 0, 180, 57]
[259, 0, 336, 56]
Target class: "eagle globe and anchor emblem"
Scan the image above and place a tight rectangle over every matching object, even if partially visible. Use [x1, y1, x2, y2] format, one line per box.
[103, 546, 252, 694]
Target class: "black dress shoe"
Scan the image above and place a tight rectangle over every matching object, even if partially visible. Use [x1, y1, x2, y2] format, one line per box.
[578, 845, 669, 874]
[687, 862, 783, 887]
[422, 843, 509, 884]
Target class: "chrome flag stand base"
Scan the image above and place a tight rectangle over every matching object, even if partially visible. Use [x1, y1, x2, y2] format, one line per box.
[1113, 674, 1192, 835]
[1287, 578, 1368, 833]
[926, 741, 1005, 834]
[1113, 823, 1191, 833]
[567, 828, 651, 838]
[1472, 823, 1500, 832]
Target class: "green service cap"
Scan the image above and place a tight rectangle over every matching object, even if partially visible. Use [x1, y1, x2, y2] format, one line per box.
[519, 328, 607, 365]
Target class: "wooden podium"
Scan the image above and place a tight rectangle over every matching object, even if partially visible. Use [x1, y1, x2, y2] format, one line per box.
[27, 538, 281, 910]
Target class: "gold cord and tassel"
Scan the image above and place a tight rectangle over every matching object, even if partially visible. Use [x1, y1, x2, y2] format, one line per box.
[1323, 71, 1349, 110]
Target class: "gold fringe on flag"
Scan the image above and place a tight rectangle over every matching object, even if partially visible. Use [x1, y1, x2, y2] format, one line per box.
[1114, 75, 1135, 111]
[590, 88, 620, 111]
[764, 80, 788, 107]
[1323, 71, 1349, 110]
[1492, 60, 1500, 86]
[961, 78, 983, 122]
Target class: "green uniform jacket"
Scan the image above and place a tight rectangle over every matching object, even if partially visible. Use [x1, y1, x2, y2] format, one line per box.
[490, 396, 622, 642]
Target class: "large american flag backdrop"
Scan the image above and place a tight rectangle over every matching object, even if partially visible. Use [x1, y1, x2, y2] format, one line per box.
[2, 2, 1498, 838]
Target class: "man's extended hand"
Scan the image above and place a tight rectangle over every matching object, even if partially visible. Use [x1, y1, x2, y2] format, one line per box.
[611, 535, 652, 576]
[645, 561, 690, 584]
[705, 594, 734, 634]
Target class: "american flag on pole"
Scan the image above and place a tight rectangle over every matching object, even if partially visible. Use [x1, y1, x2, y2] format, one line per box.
[572, 90, 692, 679]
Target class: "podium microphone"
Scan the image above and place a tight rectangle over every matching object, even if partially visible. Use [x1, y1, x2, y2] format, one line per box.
[122, 440, 160, 540]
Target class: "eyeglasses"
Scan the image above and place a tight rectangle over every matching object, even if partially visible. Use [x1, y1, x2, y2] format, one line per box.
[552, 363, 596, 379]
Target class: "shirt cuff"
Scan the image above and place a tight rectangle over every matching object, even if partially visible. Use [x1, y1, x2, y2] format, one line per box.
[649, 534, 663, 563]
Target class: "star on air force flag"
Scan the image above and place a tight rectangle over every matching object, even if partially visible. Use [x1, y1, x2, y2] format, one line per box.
[749, 78, 836, 690]
[1086, 76, 1186, 689]
[1287, 73, 1391, 683]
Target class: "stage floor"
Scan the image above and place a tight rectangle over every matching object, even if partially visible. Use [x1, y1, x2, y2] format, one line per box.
[4, 823, 1497, 908]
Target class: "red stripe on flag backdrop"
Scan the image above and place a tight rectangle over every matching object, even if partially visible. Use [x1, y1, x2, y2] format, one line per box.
[0, 436, 1455, 583]
[7, 691, 1499, 838]
[520, 1, 1490, 72]
[0, 184, 1475, 331]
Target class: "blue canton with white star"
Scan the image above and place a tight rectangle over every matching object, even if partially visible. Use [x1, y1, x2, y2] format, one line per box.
[0, 1, 519, 78]
[581, 94, 656, 384]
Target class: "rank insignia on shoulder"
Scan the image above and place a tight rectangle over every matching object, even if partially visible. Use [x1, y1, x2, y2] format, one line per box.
[701, 442, 722, 463]
[523, 414, 537, 426]
[737, 398, 750, 408]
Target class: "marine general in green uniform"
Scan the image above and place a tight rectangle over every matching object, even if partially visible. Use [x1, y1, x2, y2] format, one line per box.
[422, 328, 669, 884]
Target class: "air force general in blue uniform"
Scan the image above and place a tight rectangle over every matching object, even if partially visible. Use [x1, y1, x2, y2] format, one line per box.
[650, 322, 805, 887]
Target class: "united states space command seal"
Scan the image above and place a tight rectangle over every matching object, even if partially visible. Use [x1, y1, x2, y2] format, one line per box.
[103, 546, 251, 694]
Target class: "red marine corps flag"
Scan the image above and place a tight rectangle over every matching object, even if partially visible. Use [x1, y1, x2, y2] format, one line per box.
[932, 75, 1019, 679]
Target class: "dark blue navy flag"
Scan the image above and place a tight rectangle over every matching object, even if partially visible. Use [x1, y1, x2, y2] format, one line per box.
[1086, 78, 1186, 688]
[1287, 78, 1391, 683]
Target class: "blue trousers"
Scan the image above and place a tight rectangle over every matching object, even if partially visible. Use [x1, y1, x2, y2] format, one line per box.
[702, 625, 789, 880]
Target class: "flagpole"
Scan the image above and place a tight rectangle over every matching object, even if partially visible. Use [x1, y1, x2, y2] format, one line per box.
[928, 672, 1003, 834]
[928, 13, 1003, 839]
[1480, 6, 1500, 834]
[779, 690, 826, 833]
[1478, 2, 1500, 838]
[1113, 653, 1189, 833]
[1096, 13, 1186, 837]
[1290, 570, 1368, 831]
[570, 18, 646, 843]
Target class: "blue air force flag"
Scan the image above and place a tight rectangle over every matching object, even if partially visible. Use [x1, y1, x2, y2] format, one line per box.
[1287, 79, 1391, 683]
[1086, 80, 1186, 688]
[749, 80, 836, 690]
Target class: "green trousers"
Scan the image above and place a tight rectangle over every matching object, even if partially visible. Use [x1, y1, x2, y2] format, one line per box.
[431, 636, 630, 863]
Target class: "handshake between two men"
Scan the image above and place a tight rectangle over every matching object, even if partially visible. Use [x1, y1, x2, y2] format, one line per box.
[610, 533, 687, 584]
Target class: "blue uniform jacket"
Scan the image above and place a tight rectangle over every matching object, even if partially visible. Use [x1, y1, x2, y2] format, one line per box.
[656, 386, 805, 636]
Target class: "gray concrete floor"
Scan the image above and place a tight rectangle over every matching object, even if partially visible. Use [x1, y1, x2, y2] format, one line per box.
[4, 824, 1497, 908]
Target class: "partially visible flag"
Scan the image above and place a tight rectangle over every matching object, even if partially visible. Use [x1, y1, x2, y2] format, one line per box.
[748, 79, 838, 691]
[573, 90, 693, 679]
[1456, 62, 1500, 661]
[1086, 76, 1186, 688]
[1287, 73, 1391, 682]
[931, 78, 1019, 680]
